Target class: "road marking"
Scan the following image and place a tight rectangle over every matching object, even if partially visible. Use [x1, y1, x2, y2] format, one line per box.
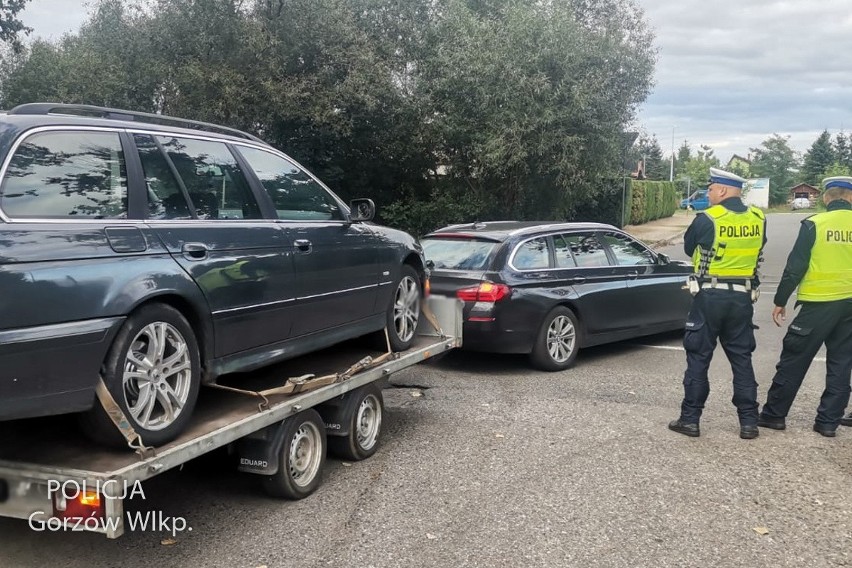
[636, 344, 826, 362]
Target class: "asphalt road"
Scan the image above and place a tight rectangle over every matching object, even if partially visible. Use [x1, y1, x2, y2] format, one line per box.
[2, 212, 851, 568]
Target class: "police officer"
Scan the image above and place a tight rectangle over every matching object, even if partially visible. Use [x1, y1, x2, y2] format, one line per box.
[758, 176, 852, 436]
[669, 167, 767, 439]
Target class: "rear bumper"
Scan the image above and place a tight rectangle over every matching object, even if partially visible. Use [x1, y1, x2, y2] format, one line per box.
[0, 317, 124, 421]
[461, 321, 536, 354]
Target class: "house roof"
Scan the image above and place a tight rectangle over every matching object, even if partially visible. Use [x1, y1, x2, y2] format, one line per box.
[727, 154, 751, 166]
[789, 183, 819, 190]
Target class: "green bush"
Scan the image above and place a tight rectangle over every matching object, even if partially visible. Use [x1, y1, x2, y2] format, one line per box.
[379, 184, 488, 238]
[565, 177, 632, 228]
[629, 180, 677, 224]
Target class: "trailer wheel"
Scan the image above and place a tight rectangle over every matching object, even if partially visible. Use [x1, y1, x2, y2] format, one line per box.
[329, 384, 384, 461]
[80, 303, 201, 448]
[263, 409, 327, 499]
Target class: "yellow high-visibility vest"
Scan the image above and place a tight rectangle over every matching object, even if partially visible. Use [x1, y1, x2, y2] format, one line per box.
[798, 209, 852, 301]
[692, 205, 764, 278]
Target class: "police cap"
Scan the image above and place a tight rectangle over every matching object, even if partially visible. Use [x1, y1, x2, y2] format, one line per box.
[709, 167, 746, 189]
[822, 176, 852, 191]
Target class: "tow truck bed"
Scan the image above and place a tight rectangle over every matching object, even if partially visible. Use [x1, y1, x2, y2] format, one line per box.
[0, 296, 462, 538]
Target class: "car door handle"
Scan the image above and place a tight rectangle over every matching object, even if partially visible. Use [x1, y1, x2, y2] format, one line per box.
[571, 276, 586, 284]
[294, 239, 312, 253]
[181, 242, 208, 260]
[627, 271, 639, 279]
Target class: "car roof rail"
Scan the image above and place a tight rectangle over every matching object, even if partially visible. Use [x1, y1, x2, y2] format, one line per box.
[7, 102, 266, 144]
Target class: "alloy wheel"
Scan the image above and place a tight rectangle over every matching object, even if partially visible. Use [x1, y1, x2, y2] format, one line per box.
[122, 321, 192, 431]
[393, 275, 420, 343]
[547, 315, 576, 363]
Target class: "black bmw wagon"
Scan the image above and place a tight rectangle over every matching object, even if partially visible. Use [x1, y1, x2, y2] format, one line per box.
[0, 103, 426, 446]
[421, 221, 693, 370]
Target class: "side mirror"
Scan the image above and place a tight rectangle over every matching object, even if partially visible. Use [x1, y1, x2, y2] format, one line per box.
[657, 253, 670, 265]
[349, 198, 375, 222]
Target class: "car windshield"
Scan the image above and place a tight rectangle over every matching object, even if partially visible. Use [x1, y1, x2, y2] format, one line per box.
[421, 237, 499, 270]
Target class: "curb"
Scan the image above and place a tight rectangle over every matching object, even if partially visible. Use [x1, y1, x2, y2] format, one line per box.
[649, 229, 688, 249]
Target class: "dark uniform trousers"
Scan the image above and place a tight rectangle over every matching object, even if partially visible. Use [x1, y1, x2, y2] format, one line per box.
[760, 299, 852, 427]
[680, 288, 759, 425]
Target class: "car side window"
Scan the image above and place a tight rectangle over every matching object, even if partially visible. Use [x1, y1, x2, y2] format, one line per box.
[134, 134, 192, 220]
[601, 232, 654, 266]
[552, 234, 578, 268]
[565, 233, 610, 267]
[0, 130, 128, 219]
[236, 146, 344, 221]
[513, 237, 550, 270]
[157, 136, 262, 220]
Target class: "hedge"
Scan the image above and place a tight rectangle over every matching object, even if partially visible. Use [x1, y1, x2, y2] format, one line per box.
[567, 178, 677, 228]
[628, 180, 678, 225]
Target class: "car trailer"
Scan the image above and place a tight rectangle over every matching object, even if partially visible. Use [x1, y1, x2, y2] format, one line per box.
[0, 296, 462, 538]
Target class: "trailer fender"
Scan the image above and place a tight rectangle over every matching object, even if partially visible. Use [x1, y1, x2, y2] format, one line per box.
[315, 394, 353, 437]
[315, 383, 383, 438]
[235, 422, 288, 475]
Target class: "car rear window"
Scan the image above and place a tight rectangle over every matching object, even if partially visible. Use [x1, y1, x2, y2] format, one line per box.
[421, 237, 499, 270]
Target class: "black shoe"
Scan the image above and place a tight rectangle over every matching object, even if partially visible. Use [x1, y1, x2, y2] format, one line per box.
[668, 419, 700, 437]
[813, 424, 837, 437]
[840, 415, 852, 427]
[740, 425, 759, 439]
[757, 416, 786, 430]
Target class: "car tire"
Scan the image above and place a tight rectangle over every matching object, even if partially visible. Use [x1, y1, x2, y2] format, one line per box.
[385, 265, 421, 352]
[529, 306, 581, 371]
[80, 303, 201, 448]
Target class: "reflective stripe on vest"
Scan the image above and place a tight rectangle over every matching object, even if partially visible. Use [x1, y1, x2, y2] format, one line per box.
[798, 209, 852, 302]
[692, 205, 764, 277]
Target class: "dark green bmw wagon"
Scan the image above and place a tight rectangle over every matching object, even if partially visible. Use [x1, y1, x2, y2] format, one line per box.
[0, 103, 426, 447]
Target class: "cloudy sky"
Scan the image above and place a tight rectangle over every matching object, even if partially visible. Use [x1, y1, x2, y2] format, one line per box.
[18, 0, 852, 164]
[635, 0, 852, 164]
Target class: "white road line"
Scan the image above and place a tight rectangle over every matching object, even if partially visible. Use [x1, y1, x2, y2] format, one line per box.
[635, 344, 826, 362]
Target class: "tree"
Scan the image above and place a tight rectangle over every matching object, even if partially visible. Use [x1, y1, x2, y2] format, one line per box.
[417, 0, 656, 219]
[629, 133, 666, 180]
[727, 159, 750, 179]
[681, 144, 719, 187]
[0, 0, 31, 53]
[749, 134, 800, 205]
[673, 140, 691, 179]
[800, 130, 835, 186]
[822, 162, 852, 179]
[834, 131, 852, 171]
[0, 0, 659, 232]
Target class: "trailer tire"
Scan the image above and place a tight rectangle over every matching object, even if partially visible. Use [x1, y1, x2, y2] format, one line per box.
[80, 303, 201, 448]
[329, 384, 384, 461]
[263, 409, 327, 499]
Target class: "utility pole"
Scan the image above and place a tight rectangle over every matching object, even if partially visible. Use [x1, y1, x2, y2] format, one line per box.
[670, 125, 675, 181]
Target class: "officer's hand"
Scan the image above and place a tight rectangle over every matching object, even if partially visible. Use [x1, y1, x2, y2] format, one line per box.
[772, 306, 786, 327]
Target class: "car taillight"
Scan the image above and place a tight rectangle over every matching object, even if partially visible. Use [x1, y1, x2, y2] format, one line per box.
[456, 282, 511, 302]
